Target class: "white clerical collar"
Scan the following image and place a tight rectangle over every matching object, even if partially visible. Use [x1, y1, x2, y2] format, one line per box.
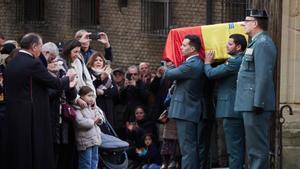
[186, 54, 198, 61]
[20, 50, 34, 57]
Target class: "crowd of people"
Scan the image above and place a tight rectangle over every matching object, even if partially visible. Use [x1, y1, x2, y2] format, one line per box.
[0, 30, 178, 169]
[0, 8, 276, 169]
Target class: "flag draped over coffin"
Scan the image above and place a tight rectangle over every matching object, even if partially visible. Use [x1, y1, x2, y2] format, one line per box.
[163, 22, 247, 66]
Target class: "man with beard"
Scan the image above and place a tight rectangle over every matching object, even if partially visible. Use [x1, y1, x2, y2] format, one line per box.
[204, 34, 247, 169]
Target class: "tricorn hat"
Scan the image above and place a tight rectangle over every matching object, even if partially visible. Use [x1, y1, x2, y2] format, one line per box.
[246, 9, 268, 18]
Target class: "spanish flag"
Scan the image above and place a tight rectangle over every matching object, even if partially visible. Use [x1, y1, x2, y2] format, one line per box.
[163, 22, 246, 66]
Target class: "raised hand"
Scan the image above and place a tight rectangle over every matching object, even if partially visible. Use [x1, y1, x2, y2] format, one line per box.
[69, 77, 77, 88]
[66, 68, 77, 82]
[79, 32, 91, 44]
[98, 32, 110, 48]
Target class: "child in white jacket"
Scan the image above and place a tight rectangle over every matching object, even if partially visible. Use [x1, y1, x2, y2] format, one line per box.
[74, 86, 105, 169]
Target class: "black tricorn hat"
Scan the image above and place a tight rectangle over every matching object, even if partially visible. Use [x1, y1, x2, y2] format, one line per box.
[246, 9, 268, 18]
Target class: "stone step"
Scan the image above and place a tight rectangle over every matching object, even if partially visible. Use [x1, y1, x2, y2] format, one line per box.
[283, 128, 300, 147]
[283, 147, 300, 169]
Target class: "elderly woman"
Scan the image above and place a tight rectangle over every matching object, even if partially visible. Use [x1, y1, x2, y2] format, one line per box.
[41, 42, 77, 169]
[86, 52, 118, 128]
[61, 39, 95, 108]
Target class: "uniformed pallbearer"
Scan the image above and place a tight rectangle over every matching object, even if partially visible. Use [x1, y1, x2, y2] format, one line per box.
[204, 34, 247, 169]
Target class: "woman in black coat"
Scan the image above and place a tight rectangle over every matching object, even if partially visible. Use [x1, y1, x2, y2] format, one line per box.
[125, 106, 158, 169]
[86, 52, 118, 128]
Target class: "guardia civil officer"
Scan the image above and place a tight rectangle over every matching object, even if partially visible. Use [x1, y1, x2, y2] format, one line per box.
[235, 9, 277, 169]
[204, 34, 247, 169]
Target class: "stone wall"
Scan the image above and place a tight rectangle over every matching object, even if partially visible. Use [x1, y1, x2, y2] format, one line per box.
[0, 0, 226, 70]
[281, 0, 300, 168]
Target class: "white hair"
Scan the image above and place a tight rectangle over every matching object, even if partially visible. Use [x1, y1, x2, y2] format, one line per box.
[128, 65, 139, 72]
[42, 42, 59, 56]
[74, 29, 88, 40]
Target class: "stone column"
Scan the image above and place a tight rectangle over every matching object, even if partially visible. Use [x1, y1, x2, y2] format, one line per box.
[281, 0, 300, 168]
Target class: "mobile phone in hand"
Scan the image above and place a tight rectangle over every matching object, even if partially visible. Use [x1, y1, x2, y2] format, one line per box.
[89, 33, 99, 40]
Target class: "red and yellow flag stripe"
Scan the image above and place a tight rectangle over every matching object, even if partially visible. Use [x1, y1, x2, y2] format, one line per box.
[163, 22, 247, 66]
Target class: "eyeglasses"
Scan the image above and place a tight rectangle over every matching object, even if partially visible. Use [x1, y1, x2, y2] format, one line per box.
[244, 19, 256, 22]
[130, 73, 138, 76]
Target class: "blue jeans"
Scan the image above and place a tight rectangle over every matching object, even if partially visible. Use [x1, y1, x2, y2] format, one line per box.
[142, 163, 161, 169]
[78, 146, 99, 169]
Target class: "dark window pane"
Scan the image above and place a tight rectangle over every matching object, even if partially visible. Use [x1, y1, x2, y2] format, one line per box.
[16, 0, 44, 23]
[222, 0, 248, 22]
[141, 0, 172, 36]
[72, 0, 99, 27]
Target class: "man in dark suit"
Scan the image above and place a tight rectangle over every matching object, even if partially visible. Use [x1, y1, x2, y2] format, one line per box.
[235, 9, 277, 169]
[2, 33, 76, 169]
[164, 35, 207, 169]
[204, 34, 247, 169]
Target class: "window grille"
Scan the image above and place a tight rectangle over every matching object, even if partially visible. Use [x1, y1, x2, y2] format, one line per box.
[141, 0, 173, 37]
[221, 0, 249, 22]
[16, 0, 44, 23]
[71, 0, 100, 27]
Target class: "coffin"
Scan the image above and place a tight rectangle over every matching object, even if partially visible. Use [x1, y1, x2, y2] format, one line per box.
[163, 22, 247, 66]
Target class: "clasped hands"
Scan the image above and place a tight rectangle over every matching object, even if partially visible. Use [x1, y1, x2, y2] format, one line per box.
[66, 69, 77, 88]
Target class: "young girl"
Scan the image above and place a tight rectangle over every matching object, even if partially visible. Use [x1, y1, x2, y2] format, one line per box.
[140, 133, 161, 169]
[74, 86, 105, 169]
